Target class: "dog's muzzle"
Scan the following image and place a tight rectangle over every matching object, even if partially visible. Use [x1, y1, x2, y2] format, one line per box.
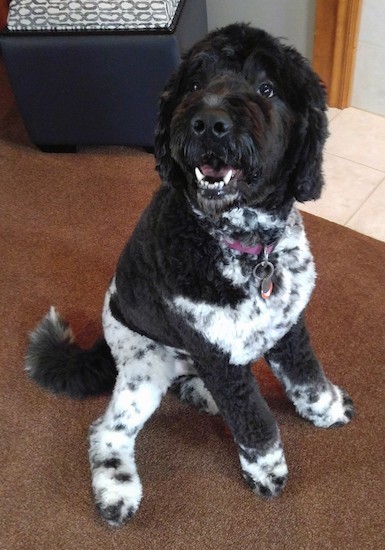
[187, 105, 241, 201]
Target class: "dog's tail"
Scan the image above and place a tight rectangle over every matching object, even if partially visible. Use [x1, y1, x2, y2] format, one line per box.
[25, 307, 117, 399]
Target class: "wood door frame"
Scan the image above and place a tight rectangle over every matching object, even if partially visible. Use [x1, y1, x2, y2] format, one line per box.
[312, 0, 362, 108]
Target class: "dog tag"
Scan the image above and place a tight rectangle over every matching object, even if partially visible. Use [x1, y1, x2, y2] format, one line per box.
[253, 261, 274, 299]
[261, 275, 273, 299]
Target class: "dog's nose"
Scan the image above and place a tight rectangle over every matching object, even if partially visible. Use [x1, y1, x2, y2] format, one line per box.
[191, 110, 233, 138]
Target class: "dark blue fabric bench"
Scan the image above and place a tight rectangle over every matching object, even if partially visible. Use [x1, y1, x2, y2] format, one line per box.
[0, 0, 207, 151]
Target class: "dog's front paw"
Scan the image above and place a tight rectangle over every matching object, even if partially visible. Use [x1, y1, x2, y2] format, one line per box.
[238, 441, 288, 498]
[92, 470, 142, 527]
[290, 383, 355, 428]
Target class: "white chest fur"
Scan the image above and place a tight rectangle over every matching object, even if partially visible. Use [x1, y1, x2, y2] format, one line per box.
[170, 207, 316, 366]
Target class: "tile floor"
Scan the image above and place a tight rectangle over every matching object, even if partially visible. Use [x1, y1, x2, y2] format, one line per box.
[298, 107, 385, 243]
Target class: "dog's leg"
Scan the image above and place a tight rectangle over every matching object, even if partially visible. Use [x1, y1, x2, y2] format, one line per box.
[196, 360, 288, 498]
[88, 339, 178, 526]
[171, 375, 219, 415]
[170, 350, 219, 414]
[89, 287, 179, 527]
[265, 313, 355, 428]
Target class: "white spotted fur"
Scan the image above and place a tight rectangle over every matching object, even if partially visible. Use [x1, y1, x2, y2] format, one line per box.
[269, 360, 353, 428]
[170, 206, 315, 366]
[89, 278, 195, 525]
[239, 441, 288, 496]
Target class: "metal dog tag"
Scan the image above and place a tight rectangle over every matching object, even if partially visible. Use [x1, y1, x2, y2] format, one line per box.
[253, 260, 274, 299]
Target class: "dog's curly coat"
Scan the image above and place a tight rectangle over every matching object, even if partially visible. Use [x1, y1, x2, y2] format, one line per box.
[26, 24, 355, 526]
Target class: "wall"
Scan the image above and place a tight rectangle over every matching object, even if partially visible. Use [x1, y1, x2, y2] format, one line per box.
[351, 0, 385, 116]
[206, 0, 316, 59]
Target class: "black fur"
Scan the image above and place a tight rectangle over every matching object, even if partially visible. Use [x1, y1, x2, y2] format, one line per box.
[25, 310, 116, 398]
[155, 24, 329, 206]
[26, 25, 355, 525]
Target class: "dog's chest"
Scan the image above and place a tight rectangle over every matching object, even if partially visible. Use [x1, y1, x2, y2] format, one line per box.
[171, 208, 316, 365]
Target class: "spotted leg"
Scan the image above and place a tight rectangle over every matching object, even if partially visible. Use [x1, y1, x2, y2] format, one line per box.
[89, 284, 182, 527]
[265, 313, 355, 428]
[89, 342, 179, 526]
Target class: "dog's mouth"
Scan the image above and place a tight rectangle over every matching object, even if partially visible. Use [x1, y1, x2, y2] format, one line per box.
[194, 164, 242, 200]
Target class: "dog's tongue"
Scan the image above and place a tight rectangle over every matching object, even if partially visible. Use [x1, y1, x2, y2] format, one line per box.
[200, 164, 230, 179]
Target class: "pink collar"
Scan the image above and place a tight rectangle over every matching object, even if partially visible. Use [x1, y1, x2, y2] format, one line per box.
[224, 239, 277, 256]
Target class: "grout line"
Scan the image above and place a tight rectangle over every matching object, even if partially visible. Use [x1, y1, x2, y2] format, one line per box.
[324, 151, 385, 174]
[344, 173, 385, 226]
[327, 110, 342, 123]
[329, 105, 385, 122]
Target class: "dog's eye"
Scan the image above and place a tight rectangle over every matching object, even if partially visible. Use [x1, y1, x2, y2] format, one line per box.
[257, 82, 275, 98]
[190, 81, 202, 92]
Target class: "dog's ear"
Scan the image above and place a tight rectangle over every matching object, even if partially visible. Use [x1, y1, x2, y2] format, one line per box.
[154, 66, 184, 186]
[285, 49, 329, 202]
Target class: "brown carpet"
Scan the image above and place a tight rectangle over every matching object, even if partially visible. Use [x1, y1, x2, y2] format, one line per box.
[1, 58, 384, 550]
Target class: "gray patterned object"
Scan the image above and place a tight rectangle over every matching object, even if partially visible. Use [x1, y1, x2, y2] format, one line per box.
[7, 0, 183, 31]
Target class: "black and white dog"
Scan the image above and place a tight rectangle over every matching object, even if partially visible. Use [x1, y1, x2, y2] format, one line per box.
[26, 24, 355, 526]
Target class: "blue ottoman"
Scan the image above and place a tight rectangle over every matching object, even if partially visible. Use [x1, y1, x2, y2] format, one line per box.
[0, 0, 207, 151]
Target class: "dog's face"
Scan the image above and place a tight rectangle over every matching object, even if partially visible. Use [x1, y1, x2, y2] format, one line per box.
[155, 24, 329, 217]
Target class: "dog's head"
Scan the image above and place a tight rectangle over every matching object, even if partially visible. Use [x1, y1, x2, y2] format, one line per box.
[155, 24, 328, 216]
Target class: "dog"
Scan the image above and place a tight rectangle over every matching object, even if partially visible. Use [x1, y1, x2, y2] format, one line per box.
[26, 24, 355, 526]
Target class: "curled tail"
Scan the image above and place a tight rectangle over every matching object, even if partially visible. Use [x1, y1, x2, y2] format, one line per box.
[25, 307, 117, 399]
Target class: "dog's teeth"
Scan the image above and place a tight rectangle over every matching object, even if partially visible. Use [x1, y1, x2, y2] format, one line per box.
[196, 167, 233, 192]
[197, 179, 227, 191]
[195, 167, 205, 183]
[223, 170, 232, 185]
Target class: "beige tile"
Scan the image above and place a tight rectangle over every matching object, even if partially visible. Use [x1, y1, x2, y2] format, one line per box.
[297, 153, 384, 225]
[327, 107, 341, 122]
[325, 108, 385, 171]
[346, 177, 385, 242]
